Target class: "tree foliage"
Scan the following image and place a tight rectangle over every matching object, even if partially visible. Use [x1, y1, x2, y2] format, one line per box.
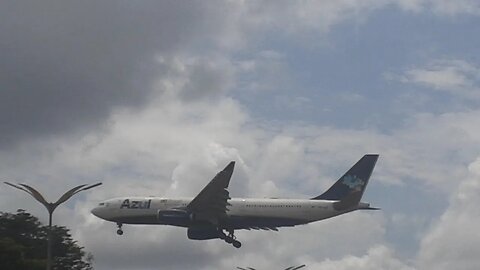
[0, 209, 93, 270]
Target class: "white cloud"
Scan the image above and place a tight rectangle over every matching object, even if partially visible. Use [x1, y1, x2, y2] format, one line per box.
[222, 0, 480, 48]
[273, 96, 312, 113]
[153, 54, 236, 102]
[4, 92, 480, 269]
[304, 245, 414, 270]
[417, 157, 480, 270]
[235, 50, 293, 93]
[0, 87, 388, 269]
[392, 59, 480, 100]
[214, 212, 386, 270]
[394, 0, 425, 12]
[429, 0, 480, 16]
[61, 98, 389, 270]
[394, 0, 480, 15]
[205, 0, 389, 51]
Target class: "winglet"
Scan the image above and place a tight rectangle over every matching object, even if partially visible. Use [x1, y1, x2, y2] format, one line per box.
[215, 161, 235, 189]
[223, 161, 235, 181]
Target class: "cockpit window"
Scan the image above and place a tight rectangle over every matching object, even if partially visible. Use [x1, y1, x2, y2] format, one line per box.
[99, 202, 105, 206]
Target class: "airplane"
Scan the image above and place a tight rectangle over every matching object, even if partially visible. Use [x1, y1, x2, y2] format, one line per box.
[91, 154, 379, 248]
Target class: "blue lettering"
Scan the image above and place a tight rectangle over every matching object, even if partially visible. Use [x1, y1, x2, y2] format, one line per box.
[120, 199, 130, 209]
[120, 199, 152, 209]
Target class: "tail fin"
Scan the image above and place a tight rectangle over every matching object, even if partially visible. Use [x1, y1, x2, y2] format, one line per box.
[311, 154, 379, 209]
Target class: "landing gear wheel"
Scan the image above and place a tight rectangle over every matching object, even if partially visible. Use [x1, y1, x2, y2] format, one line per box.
[224, 229, 240, 247]
[116, 223, 123, 235]
[232, 240, 241, 248]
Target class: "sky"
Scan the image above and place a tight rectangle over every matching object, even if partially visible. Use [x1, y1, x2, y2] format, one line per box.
[1, 0, 480, 269]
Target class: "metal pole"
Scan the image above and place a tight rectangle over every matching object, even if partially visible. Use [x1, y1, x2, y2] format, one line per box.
[47, 210, 53, 270]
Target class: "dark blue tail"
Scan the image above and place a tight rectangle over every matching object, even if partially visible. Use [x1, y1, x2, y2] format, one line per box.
[312, 154, 379, 204]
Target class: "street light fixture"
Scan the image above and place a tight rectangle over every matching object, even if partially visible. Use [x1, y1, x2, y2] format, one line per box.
[4, 181, 102, 270]
[237, 265, 306, 270]
[284, 266, 306, 270]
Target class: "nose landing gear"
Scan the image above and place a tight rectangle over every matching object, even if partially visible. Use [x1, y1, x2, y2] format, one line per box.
[116, 222, 123, 235]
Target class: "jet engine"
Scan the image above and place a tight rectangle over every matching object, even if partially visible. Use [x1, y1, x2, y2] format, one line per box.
[157, 209, 190, 227]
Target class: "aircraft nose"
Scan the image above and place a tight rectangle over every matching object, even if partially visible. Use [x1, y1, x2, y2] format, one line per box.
[91, 207, 101, 218]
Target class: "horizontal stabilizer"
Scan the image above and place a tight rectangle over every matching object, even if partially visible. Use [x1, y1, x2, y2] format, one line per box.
[362, 206, 381, 210]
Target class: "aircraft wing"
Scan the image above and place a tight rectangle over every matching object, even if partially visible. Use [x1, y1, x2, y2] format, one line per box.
[186, 161, 235, 224]
[231, 216, 308, 231]
[239, 222, 305, 231]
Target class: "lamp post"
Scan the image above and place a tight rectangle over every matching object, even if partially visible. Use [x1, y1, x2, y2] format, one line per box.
[236, 265, 306, 270]
[4, 181, 102, 270]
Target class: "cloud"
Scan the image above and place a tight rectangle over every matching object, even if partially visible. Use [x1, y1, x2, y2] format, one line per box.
[0, 2, 186, 146]
[2, 97, 476, 269]
[2, 0, 477, 149]
[0, 81, 384, 270]
[394, 0, 480, 15]
[304, 245, 414, 270]
[46, 96, 387, 270]
[0, 0, 390, 149]
[416, 157, 480, 270]
[428, 0, 480, 16]
[153, 54, 236, 102]
[215, 212, 385, 270]
[236, 50, 293, 94]
[3, 87, 480, 270]
[0, 1, 254, 148]
[390, 59, 480, 100]
[3, 82, 480, 269]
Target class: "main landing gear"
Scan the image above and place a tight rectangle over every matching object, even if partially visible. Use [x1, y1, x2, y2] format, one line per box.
[219, 229, 241, 248]
[116, 222, 123, 235]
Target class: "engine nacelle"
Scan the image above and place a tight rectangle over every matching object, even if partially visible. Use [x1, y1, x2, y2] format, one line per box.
[157, 209, 190, 227]
[157, 209, 189, 219]
[187, 225, 220, 240]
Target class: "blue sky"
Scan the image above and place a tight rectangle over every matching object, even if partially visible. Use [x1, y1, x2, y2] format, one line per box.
[234, 6, 480, 130]
[1, 1, 480, 270]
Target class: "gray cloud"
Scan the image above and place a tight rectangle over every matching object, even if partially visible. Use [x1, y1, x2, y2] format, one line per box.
[153, 55, 235, 103]
[0, 0, 401, 148]
[0, 1, 224, 147]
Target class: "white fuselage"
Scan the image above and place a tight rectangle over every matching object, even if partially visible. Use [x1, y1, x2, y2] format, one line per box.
[91, 196, 362, 229]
